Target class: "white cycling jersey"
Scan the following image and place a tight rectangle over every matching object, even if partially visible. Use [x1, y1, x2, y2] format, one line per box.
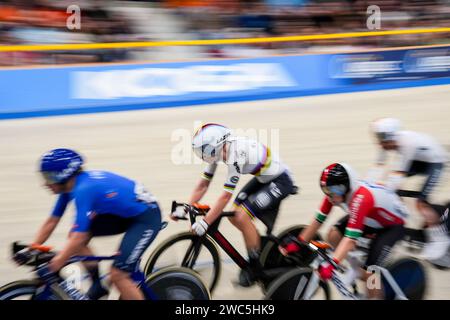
[201, 137, 290, 193]
[376, 131, 448, 172]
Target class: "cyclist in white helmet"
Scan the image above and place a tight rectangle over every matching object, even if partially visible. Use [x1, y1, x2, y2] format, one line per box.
[367, 117, 449, 261]
[172, 123, 296, 286]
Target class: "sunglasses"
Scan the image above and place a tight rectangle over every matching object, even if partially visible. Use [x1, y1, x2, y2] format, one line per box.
[41, 172, 59, 184]
[321, 185, 346, 197]
[375, 132, 394, 142]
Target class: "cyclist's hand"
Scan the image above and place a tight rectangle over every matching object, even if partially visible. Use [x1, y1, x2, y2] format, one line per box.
[13, 247, 33, 265]
[36, 264, 59, 283]
[318, 258, 339, 281]
[191, 218, 209, 236]
[170, 206, 187, 221]
[278, 235, 303, 256]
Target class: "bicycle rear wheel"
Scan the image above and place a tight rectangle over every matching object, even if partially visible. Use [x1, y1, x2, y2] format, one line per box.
[144, 267, 210, 300]
[265, 268, 330, 300]
[0, 280, 70, 300]
[382, 258, 427, 300]
[143, 232, 221, 293]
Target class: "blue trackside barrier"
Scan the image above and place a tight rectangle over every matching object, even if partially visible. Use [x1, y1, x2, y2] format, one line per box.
[1, 45, 449, 120]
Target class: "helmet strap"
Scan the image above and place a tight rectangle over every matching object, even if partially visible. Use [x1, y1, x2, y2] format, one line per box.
[61, 169, 82, 192]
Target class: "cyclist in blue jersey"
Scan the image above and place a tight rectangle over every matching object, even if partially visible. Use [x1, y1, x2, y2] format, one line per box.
[26, 148, 162, 300]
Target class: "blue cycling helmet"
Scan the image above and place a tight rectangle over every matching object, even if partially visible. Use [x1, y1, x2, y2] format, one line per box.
[40, 148, 83, 184]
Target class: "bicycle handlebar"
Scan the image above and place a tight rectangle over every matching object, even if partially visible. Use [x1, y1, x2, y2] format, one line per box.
[291, 237, 345, 273]
[171, 201, 235, 226]
[12, 242, 56, 267]
[12, 242, 118, 269]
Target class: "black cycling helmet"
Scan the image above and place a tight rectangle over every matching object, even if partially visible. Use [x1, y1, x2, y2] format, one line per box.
[319, 163, 351, 197]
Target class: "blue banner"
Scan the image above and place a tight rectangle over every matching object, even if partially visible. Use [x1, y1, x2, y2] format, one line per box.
[0, 45, 449, 119]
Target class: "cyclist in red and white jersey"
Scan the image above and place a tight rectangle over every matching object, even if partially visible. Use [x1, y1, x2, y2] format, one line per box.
[281, 163, 408, 299]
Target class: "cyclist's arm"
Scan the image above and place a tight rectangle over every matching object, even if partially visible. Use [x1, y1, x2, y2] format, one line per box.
[33, 193, 70, 244]
[189, 178, 210, 205]
[189, 163, 217, 204]
[49, 189, 93, 271]
[300, 219, 322, 243]
[385, 143, 413, 190]
[49, 231, 90, 272]
[333, 237, 357, 262]
[204, 164, 240, 225]
[300, 197, 333, 242]
[33, 216, 61, 245]
[204, 191, 233, 225]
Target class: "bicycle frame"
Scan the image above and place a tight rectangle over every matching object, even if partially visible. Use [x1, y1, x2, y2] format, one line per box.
[174, 201, 252, 271]
[34, 255, 157, 300]
[301, 243, 409, 300]
[179, 203, 288, 272]
[207, 220, 250, 269]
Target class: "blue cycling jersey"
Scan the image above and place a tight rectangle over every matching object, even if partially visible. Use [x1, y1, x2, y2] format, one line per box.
[51, 171, 155, 232]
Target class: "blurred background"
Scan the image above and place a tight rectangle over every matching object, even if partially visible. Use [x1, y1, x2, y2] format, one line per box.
[1, 0, 450, 66]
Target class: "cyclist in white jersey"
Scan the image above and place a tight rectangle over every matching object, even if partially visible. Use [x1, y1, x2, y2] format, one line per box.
[171, 123, 296, 286]
[368, 118, 449, 261]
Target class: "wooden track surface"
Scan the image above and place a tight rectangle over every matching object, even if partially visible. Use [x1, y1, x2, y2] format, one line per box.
[1, 84, 449, 299]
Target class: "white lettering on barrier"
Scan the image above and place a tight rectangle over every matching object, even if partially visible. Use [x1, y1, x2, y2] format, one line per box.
[71, 63, 296, 100]
[414, 56, 450, 72]
[342, 60, 402, 78]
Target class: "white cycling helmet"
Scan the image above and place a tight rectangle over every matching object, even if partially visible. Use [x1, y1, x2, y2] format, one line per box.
[192, 123, 232, 163]
[371, 117, 401, 142]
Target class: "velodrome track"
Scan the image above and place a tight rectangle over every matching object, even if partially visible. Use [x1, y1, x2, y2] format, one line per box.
[0, 84, 449, 299]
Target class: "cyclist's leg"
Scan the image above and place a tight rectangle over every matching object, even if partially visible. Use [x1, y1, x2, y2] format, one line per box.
[230, 178, 274, 285]
[232, 172, 294, 248]
[233, 173, 294, 282]
[243, 172, 295, 233]
[65, 230, 105, 299]
[229, 207, 261, 253]
[415, 163, 449, 259]
[230, 206, 268, 287]
[66, 232, 95, 268]
[327, 215, 348, 248]
[416, 162, 444, 226]
[230, 177, 265, 252]
[232, 176, 263, 214]
[76, 245, 110, 299]
[111, 204, 161, 300]
[87, 214, 134, 299]
[362, 225, 405, 299]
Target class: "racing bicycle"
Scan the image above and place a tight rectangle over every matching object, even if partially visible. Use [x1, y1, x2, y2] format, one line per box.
[265, 237, 427, 300]
[0, 242, 210, 300]
[143, 201, 324, 294]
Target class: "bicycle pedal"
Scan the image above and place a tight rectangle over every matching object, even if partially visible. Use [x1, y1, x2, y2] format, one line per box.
[87, 284, 109, 300]
[234, 270, 256, 288]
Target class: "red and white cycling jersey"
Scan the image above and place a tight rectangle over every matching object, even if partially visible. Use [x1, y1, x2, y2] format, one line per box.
[316, 181, 409, 239]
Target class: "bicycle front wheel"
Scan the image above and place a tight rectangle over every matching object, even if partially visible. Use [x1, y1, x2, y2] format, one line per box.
[0, 280, 70, 300]
[265, 268, 331, 300]
[144, 267, 211, 300]
[143, 232, 221, 293]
